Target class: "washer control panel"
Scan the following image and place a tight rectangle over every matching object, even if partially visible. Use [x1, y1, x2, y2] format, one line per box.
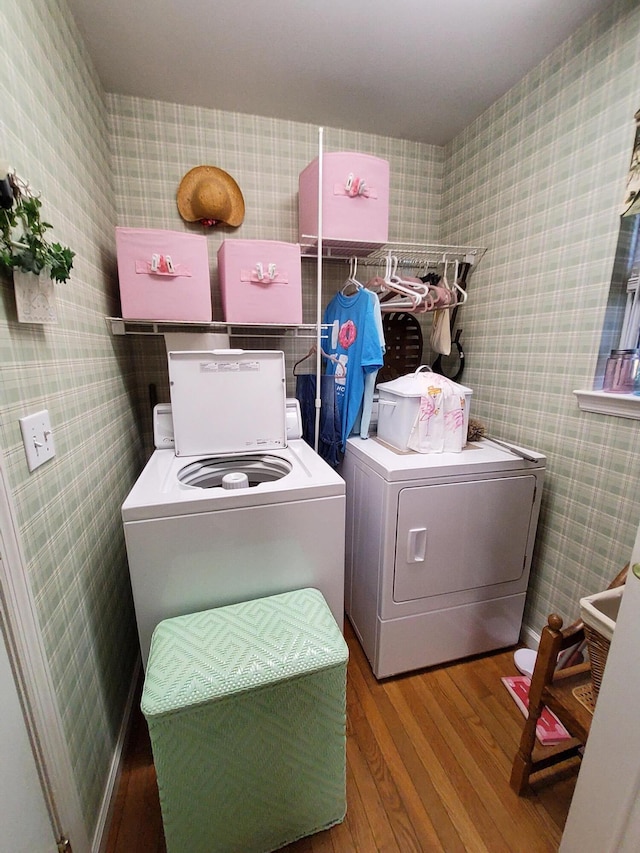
[153, 399, 302, 451]
[153, 404, 175, 449]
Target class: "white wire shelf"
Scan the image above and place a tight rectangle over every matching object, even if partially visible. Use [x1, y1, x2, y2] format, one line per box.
[105, 317, 322, 338]
[300, 237, 487, 267]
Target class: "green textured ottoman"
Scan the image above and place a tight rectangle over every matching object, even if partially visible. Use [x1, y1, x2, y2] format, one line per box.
[141, 588, 348, 853]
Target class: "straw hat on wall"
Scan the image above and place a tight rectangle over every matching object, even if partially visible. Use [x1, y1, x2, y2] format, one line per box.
[177, 166, 245, 227]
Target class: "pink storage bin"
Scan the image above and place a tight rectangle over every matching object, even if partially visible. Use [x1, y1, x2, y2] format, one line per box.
[217, 240, 303, 324]
[116, 227, 212, 322]
[299, 152, 390, 247]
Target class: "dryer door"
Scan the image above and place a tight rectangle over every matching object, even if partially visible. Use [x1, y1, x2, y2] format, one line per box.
[394, 474, 537, 602]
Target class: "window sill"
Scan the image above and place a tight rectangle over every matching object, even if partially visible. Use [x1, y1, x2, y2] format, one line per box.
[574, 389, 640, 419]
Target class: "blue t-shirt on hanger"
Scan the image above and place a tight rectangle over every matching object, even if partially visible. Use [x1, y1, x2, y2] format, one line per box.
[322, 288, 385, 448]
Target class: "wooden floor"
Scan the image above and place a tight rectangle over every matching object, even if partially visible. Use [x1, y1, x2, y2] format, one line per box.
[105, 621, 579, 853]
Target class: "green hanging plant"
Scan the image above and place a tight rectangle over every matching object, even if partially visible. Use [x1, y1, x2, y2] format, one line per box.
[0, 180, 75, 284]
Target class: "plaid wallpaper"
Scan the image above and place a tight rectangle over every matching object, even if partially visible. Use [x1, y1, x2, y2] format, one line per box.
[3, 0, 640, 842]
[441, 0, 640, 633]
[1, 0, 142, 837]
[108, 98, 445, 444]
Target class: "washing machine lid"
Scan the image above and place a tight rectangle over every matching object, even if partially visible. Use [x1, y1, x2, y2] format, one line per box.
[168, 350, 287, 456]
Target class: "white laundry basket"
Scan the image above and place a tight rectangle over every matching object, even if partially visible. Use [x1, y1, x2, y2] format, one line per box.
[376, 366, 472, 452]
[580, 585, 625, 697]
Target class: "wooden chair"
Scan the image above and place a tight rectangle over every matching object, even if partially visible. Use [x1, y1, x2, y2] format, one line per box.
[510, 564, 628, 794]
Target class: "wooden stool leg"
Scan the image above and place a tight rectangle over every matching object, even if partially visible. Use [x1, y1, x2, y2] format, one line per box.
[510, 714, 539, 794]
[510, 616, 564, 794]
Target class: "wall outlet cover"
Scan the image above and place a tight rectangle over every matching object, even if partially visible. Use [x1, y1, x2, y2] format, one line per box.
[19, 410, 55, 472]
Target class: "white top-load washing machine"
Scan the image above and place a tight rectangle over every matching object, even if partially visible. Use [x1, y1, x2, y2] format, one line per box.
[341, 436, 545, 679]
[122, 350, 345, 666]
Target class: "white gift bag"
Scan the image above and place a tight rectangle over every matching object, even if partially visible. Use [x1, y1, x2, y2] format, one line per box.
[407, 371, 467, 453]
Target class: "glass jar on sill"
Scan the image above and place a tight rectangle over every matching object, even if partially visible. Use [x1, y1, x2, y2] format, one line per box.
[603, 349, 640, 394]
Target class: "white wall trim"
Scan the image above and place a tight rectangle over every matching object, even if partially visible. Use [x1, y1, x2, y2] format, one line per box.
[520, 623, 541, 651]
[574, 389, 640, 419]
[0, 453, 91, 853]
[94, 658, 141, 853]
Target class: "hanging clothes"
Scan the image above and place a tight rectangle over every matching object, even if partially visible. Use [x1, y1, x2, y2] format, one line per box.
[352, 288, 385, 438]
[293, 345, 343, 467]
[322, 288, 385, 449]
[430, 307, 451, 355]
[295, 373, 342, 467]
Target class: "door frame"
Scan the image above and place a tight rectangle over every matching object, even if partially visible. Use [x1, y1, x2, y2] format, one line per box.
[0, 451, 89, 852]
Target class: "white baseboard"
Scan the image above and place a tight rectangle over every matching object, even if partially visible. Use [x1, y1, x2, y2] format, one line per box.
[93, 657, 141, 853]
[519, 623, 541, 651]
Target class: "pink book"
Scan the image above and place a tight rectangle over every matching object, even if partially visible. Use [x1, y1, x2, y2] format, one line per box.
[501, 675, 572, 745]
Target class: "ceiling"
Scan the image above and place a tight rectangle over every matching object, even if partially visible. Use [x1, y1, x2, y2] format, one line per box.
[66, 0, 614, 146]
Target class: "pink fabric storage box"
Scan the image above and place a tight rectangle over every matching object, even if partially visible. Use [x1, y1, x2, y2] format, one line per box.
[116, 227, 212, 322]
[299, 152, 389, 246]
[217, 240, 303, 324]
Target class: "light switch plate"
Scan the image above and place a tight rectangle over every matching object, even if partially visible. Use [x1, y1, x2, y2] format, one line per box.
[19, 410, 55, 472]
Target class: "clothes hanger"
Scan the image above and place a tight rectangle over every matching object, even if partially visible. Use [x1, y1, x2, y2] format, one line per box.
[444, 259, 467, 306]
[375, 253, 397, 302]
[441, 254, 450, 289]
[450, 259, 468, 305]
[388, 256, 430, 293]
[380, 290, 430, 312]
[433, 254, 454, 308]
[341, 256, 363, 295]
[380, 255, 424, 309]
[292, 344, 339, 374]
[389, 255, 433, 302]
[440, 255, 467, 307]
[365, 255, 389, 295]
[379, 254, 431, 312]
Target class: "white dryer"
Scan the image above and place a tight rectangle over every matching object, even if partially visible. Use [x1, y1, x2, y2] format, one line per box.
[341, 436, 545, 679]
[122, 350, 345, 667]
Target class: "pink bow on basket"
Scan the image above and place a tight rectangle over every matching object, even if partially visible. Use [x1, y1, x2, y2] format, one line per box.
[345, 173, 368, 197]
